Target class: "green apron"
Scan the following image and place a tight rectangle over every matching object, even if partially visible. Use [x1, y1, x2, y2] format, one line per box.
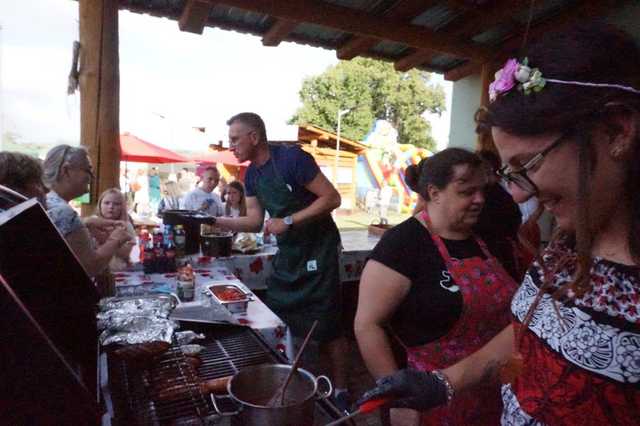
[254, 149, 342, 342]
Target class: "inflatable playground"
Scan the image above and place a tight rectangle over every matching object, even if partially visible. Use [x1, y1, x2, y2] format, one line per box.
[356, 120, 432, 213]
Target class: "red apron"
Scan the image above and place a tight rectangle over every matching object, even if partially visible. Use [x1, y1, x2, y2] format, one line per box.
[406, 211, 517, 425]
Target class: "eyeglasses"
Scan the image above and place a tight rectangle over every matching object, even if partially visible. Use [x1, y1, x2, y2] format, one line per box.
[229, 131, 255, 147]
[497, 132, 569, 194]
[58, 146, 94, 179]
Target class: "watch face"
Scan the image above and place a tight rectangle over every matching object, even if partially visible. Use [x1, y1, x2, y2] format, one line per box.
[284, 216, 293, 225]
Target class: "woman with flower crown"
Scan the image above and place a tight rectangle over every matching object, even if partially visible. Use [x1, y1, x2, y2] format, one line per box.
[359, 23, 640, 425]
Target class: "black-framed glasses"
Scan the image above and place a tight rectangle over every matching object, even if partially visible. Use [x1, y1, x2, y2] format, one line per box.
[497, 133, 569, 194]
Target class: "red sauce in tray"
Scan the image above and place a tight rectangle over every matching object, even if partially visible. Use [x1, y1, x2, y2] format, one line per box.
[210, 285, 245, 301]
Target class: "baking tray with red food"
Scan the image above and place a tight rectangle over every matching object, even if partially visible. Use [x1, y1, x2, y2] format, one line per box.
[205, 283, 251, 313]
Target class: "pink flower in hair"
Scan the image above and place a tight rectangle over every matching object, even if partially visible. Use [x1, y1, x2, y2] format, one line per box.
[489, 58, 518, 101]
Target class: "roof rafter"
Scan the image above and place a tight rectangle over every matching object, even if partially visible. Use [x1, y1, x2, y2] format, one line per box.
[444, 0, 616, 80]
[178, 0, 215, 34]
[447, 0, 526, 39]
[337, 0, 439, 60]
[212, 0, 490, 60]
[394, 50, 437, 72]
[392, 0, 520, 73]
[262, 19, 298, 46]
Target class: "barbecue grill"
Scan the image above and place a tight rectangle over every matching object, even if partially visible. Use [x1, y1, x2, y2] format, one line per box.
[104, 323, 342, 425]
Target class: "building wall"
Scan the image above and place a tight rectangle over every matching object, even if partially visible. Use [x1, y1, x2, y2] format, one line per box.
[447, 73, 482, 151]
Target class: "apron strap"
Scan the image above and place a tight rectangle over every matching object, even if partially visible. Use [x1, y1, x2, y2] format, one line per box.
[419, 210, 492, 263]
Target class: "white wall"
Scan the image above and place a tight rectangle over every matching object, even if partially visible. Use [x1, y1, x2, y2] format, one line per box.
[447, 74, 482, 150]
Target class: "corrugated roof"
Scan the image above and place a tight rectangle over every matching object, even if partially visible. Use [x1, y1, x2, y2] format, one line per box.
[115, 0, 618, 80]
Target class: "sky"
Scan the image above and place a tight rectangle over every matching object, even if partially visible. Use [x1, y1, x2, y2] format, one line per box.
[0, 0, 452, 152]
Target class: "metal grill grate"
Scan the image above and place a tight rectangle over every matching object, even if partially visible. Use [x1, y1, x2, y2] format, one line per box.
[107, 326, 275, 425]
[107, 325, 341, 425]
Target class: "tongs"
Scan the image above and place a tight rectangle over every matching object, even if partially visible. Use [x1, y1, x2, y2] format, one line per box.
[324, 397, 389, 426]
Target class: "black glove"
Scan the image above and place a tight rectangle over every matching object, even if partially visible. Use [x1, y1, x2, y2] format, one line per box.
[357, 369, 448, 411]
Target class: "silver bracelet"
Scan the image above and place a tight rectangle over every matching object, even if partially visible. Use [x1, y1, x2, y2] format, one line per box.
[432, 369, 455, 403]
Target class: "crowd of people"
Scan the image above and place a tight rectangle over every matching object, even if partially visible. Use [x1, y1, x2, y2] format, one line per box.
[0, 22, 638, 426]
[0, 144, 247, 280]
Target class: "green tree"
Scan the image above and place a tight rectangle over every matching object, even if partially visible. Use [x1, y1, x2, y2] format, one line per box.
[289, 58, 445, 150]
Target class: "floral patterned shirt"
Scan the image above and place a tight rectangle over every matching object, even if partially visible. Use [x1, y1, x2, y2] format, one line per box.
[502, 241, 640, 425]
[46, 191, 84, 237]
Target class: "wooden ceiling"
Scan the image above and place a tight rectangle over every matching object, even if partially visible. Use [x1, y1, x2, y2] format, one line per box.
[119, 0, 625, 80]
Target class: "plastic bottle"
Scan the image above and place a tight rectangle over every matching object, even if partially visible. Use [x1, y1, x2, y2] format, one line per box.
[165, 234, 177, 273]
[139, 227, 150, 263]
[143, 237, 155, 274]
[153, 229, 166, 273]
[174, 225, 186, 259]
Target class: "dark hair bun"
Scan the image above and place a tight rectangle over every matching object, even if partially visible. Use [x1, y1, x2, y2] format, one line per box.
[405, 164, 420, 193]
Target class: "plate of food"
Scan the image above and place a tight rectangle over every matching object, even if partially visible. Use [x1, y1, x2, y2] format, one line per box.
[232, 232, 260, 254]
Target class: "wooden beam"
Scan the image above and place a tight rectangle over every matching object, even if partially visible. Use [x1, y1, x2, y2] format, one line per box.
[391, 0, 519, 73]
[179, 0, 214, 34]
[337, 0, 438, 60]
[444, 0, 615, 81]
[213, 0, 490, 60]
[448, 0, 524, 39]
[262, 19, 297, 46]
[79, 0, 120, 212]
[444, 59, 482, 81]
[337, 37, 379, 61]
[394, 49, 437, 72]
[476, 62, 497, 151]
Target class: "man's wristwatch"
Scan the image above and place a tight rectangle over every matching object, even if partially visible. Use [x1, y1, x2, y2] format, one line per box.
[283, 215, 293, 226]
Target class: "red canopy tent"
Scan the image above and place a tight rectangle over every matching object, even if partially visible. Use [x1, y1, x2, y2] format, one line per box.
[120, 132, 190, 164]
[189, 150, 249, 167]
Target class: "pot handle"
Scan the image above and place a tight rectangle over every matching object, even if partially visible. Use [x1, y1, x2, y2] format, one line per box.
[210, 394, 242, 416]
[315, 375, 333, 400]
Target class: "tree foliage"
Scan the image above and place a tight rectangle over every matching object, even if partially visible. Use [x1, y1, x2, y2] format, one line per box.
[289, 58, 445, 150]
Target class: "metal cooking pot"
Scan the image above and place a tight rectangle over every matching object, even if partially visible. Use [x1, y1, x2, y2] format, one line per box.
[200, 232, 233, 258]
[212, 364, 332, 426]
[161, 210, 216, 255]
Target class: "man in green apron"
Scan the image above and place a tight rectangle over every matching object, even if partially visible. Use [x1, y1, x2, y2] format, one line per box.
[215, 112, 350, 409]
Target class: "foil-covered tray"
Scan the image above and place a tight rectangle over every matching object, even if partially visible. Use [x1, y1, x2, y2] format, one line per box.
[98, 295, 180, 359]
[99, 317, 178, 346]
[169, 300, 240, 326]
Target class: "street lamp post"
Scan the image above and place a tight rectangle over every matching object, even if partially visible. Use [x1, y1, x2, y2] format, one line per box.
[334, 108, 350, 187]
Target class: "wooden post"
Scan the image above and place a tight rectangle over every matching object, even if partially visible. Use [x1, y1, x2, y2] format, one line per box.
[476, 62, 496, 152]
[79, 0, 120, 214]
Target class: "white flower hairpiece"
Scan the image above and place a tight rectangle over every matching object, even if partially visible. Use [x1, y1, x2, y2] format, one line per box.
[489, 58, 640, 102]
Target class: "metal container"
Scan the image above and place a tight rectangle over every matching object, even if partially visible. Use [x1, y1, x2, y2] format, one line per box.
[213, 364, 332, 426]
[200, 232, 233, 257]
[206, 283, 251, 313]
[162, 210, 216, 255]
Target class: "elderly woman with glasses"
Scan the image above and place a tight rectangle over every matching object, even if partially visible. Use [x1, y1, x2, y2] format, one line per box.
[43, 145, 133, 278]
[359, 24, 640, 426]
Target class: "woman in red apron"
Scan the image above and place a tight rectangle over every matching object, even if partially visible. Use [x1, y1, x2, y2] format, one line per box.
[407, 209, 516, 425]
[356, 148, 517, 426]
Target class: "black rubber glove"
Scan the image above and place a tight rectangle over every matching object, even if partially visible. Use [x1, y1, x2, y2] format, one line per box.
[357, 369, 448, 411]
